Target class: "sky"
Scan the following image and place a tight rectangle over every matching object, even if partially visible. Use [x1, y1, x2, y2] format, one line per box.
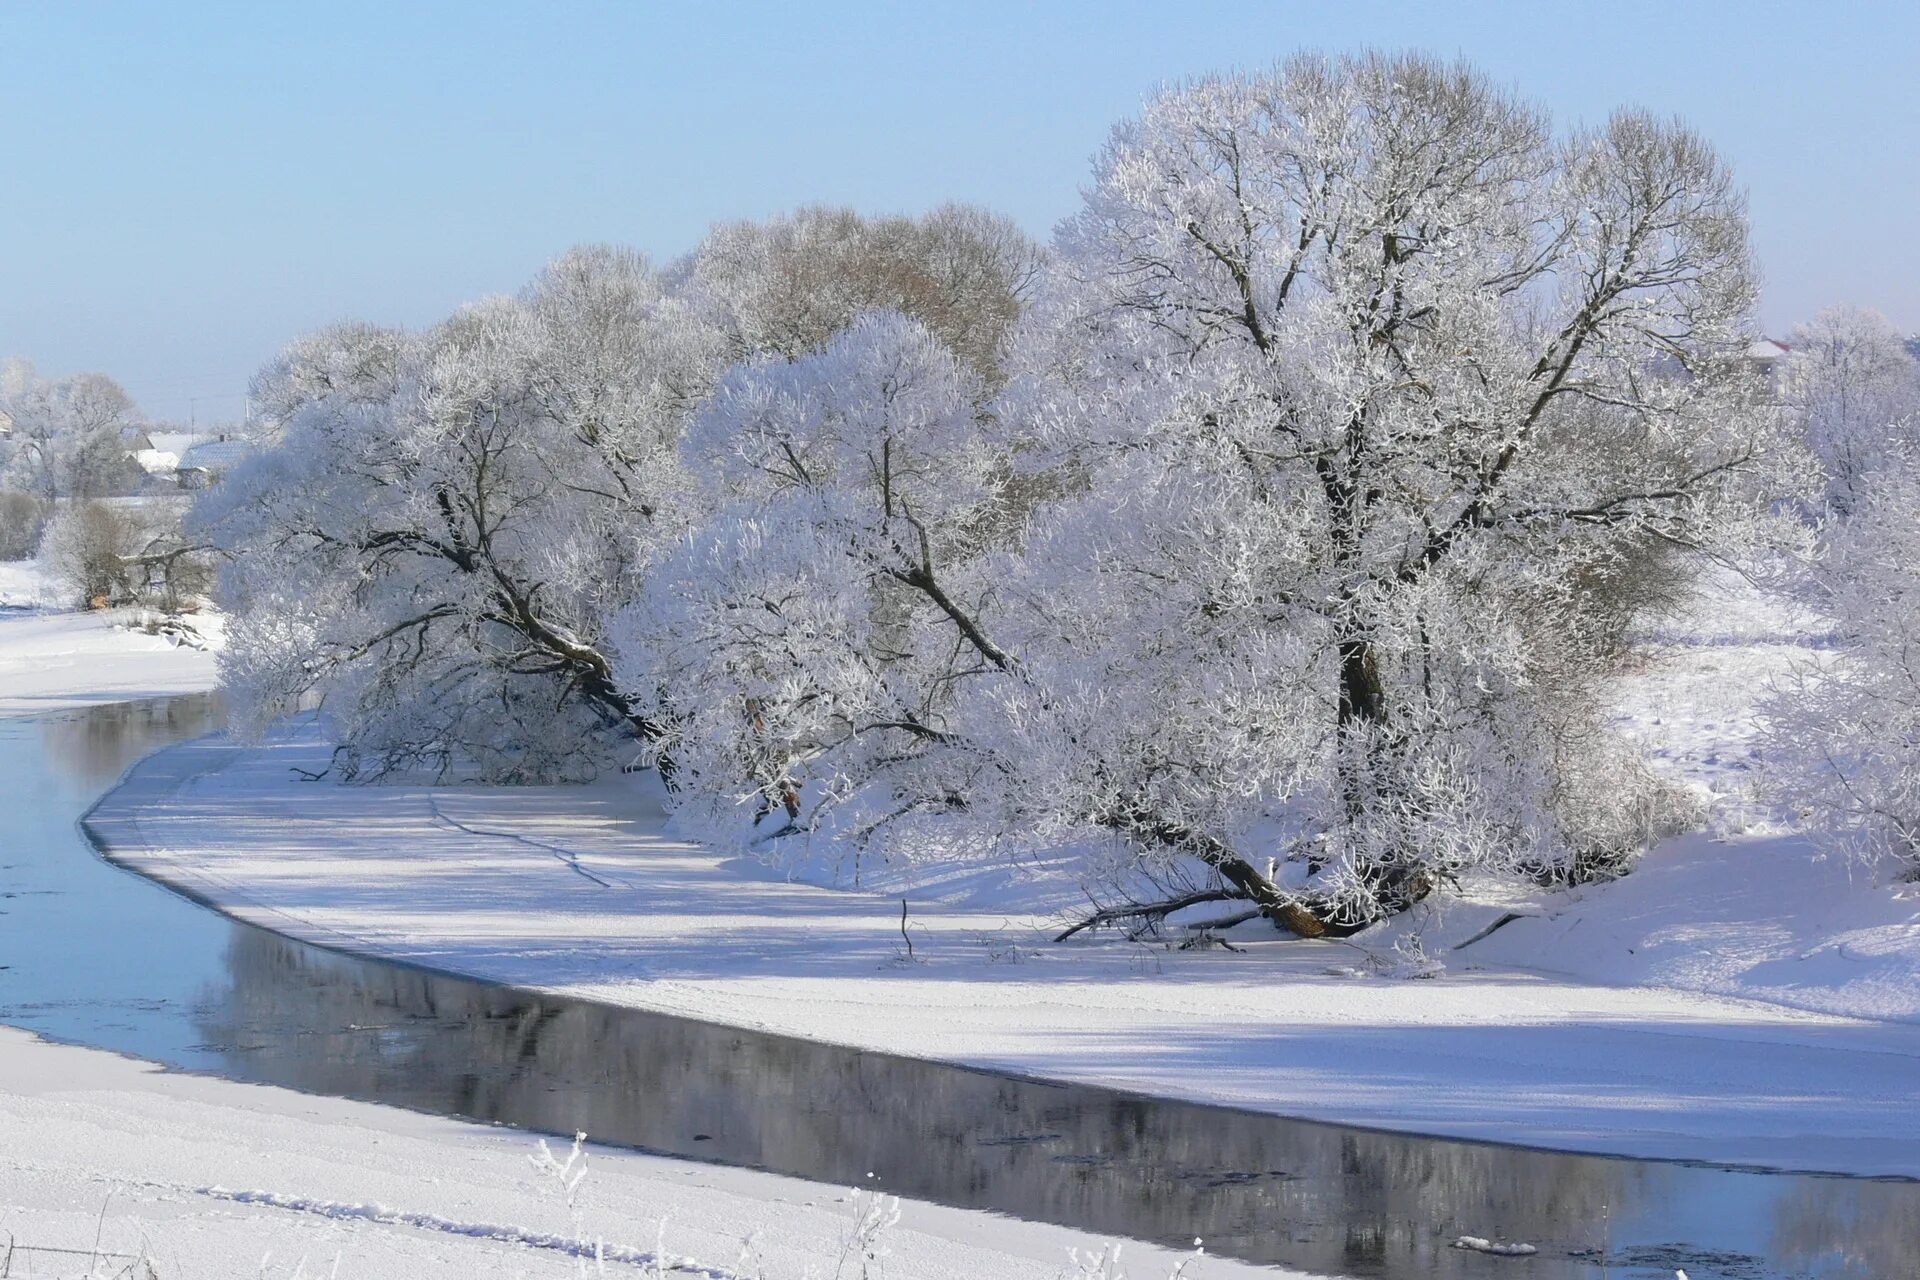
[2, 1, 1916, 423]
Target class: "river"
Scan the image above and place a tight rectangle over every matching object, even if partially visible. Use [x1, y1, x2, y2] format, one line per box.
[0, 694, 1911, 1278]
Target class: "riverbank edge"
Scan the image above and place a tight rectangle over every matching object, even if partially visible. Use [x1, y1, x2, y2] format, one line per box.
[83, 724, 1920, 1184]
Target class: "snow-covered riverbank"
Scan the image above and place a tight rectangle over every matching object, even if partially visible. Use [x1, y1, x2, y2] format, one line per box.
[89, 716, 1920, 1180]
[76, 570, 1920, 1182]
[0, 560, 221, 715]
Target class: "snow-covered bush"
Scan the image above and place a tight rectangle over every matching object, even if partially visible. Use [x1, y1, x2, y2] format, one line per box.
[40, 498, 153, 606]
[0, 491, 50, 560]
[1763, 465, 1920, 872]
[1782, 306, 1920, 514]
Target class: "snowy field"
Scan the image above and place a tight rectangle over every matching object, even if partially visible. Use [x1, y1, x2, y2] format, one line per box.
[83, 570, 1920, 1179]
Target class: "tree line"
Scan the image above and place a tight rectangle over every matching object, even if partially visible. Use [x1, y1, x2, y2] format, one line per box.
[196, 52, 1919, 935]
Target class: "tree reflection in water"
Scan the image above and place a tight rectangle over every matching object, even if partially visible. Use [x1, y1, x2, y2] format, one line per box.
[39, 691, 224, 792]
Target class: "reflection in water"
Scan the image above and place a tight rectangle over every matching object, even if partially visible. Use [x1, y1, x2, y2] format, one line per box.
[38, 692, 225, 791]
[4, 696, 1918, 1277]
[196, 929, 1664, 1274]
[1772, 1177, 1920, 1280]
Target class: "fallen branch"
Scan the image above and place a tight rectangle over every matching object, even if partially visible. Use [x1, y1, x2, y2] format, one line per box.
[1449, 911, 1533, 952]
[1055, 888, 1246, 942]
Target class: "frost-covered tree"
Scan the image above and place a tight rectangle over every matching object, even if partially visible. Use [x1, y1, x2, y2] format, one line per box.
[40, 499, 153, 606]
[1762, 464, 1920, 872]
[247, 321, 413, 446]
[961, 54, 1785, 933]
[42, 496, 208, 611]
[198, 248, 722, 781]
[612, 312, 1008, 843]
[1782, 306, 1920, 513]
[600, 208, 1045, 834]
[0, 364, 142, 500]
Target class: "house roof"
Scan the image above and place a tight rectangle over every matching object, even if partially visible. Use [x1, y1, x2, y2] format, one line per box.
[177, 439, 254, 472]
[147, 430, 215, 456]
[1746, 338, 1792, 361]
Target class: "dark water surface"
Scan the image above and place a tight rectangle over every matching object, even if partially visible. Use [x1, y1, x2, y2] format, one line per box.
[1, 696, 1915, 1279]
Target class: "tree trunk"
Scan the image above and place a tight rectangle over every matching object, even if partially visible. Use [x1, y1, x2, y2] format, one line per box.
[1336, 636, 1387, 732]
[1129, 814, 1359, 939]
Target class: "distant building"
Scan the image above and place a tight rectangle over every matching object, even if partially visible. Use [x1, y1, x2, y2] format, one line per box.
[147, 430, 212, 458]
[131, 448, 180, 480]
[1745, 337, 1792, 383]
[175, 437, 254, 489]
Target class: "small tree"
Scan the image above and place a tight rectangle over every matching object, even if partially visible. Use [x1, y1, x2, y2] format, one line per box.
[612, 312, 1006, 845]
[1782, 306, 1920, 513]
[40, 500, 151, 606]
[0, 492, 50, 560]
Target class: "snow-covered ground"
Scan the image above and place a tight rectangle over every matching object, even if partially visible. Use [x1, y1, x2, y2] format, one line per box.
[83, 569, 1920, 1179]
[0, 1025, 1253, 1279]
[0, 558, 221, 716]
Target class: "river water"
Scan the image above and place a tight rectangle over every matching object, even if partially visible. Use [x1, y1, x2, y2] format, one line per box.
[0, 695, 1913, 1278]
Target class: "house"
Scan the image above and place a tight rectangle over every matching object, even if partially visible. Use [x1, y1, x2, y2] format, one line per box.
[175, 437, 254, 489]
[147, 430, 212, 458]
[1744, 337, 1792, 382]
[131, 448, 181, 480]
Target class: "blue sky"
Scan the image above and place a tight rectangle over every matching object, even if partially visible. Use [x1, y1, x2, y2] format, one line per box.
[2, 1, 1915, 421]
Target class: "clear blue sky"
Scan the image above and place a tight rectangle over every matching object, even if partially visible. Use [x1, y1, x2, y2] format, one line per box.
[2, 1, 1915, 422]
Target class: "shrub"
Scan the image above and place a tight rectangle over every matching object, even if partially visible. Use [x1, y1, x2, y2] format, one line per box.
[40, 499, 152, 607]
[0, 492, 50, 560]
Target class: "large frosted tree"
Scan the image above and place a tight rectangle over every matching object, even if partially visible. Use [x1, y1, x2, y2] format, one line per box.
[961, 54, 1787, 932]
